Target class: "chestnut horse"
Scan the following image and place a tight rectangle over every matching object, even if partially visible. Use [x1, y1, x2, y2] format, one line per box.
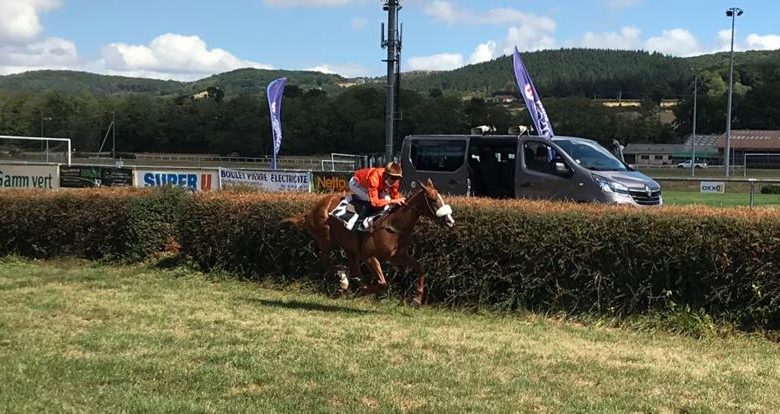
[282, 179, 455, 305]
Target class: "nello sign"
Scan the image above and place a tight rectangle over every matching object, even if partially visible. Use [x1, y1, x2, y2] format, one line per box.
[134, 170, 217, 192]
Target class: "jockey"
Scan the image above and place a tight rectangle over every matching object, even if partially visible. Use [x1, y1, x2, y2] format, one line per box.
[349, 161, 406, 212]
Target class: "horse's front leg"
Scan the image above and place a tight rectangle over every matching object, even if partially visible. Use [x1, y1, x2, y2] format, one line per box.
[366, 257, 388, 296]
[346, 253, 367, 293]
[390, 253, 425, 307]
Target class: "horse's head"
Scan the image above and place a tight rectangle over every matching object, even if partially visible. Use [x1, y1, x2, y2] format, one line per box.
[417, 178, 455, 228]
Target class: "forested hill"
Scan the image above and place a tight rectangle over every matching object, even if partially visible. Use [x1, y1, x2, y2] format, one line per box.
[0, 68, 349, 97]
[401, 49, 691, 99]
[0, 70, 183, 96]
[189, 68, 349, 95]
[686, 49, 780, 72]
[1, 48, 778, 99]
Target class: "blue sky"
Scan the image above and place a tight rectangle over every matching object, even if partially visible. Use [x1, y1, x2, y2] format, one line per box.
[1, 0, 778, 81]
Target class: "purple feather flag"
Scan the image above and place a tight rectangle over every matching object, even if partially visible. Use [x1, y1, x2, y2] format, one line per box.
[267, 77, 287, 170]
[512, 47, 554, 137]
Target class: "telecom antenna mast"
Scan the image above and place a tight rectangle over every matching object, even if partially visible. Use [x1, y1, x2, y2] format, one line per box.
[381, 0, 402, 161]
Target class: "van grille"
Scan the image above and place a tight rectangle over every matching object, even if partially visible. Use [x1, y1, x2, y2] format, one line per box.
[629, 189, 662, 206]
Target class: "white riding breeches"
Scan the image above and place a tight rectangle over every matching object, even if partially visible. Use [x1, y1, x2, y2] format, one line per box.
[349, 177, 390, 203]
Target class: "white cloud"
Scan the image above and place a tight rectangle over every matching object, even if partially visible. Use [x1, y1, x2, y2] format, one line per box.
[100, 33, 272, 79]
[424, 0, 556, 29]
[0, 0, 78, 75]
[580, 26, 641, 50]
[717, 29, 734, 52]
[745, 34, 780, 50]
[712, 31, 780, 53]
[469, 41, 496, 64]
[0, 0, 60, 44]
[645, 28, 701, 56]
[351, 17, 368, 30]
[264, 0, 352, 7]
[405, 41, 496, 73]
[570, 26, 707, 56]
[0, 36, 76, 66]
[607, 0, 641, 9]
[504, 24, 557, 54]
[424, 1, 458, 23]
[306, 63, 370, 77]
[407, 53, 464, 71]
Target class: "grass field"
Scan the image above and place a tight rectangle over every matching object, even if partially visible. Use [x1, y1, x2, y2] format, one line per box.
[639, 167, 780, 179]
[1, 259, 779, 413]
[634, 167, 780, 206]
[663, 191, 780, 207]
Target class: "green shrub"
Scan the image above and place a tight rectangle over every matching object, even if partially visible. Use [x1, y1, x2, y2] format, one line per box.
[0, 187, 186, 262]
[177, 193, 780, 331]
[760, 184, 780, 194]
[3, 189, 780, 331]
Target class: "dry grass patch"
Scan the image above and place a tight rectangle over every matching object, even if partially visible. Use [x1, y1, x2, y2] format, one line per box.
[1, 259, 779, 413]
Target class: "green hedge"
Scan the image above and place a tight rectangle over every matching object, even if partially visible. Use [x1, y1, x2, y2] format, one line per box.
[177, 193, 780, 330]
[761, 184, 780, 194]
[0, 187, 185, 261]
[2, 189, 780, 330]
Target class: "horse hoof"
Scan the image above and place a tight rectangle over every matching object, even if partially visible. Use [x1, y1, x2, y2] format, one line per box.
[337, 271, 349, 291]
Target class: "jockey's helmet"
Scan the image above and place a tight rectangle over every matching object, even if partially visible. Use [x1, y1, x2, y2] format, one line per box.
[384, 161, 403, 178]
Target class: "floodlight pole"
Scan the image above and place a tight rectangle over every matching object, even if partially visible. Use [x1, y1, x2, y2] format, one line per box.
[724, 7, 743, 177]
[691, 75, 698, 177]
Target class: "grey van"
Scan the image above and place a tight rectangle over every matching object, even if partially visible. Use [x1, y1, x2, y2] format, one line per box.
[399, 134, 662, 206]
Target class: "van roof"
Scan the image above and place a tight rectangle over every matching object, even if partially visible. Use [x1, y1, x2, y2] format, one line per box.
[404, 134, 598, 144]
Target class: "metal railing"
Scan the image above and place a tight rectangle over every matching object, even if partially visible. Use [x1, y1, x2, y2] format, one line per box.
[0, 151, 362, 172]
[653, 176, 780, 206]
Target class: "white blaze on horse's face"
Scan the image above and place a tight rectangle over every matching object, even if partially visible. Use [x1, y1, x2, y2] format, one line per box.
[434, 193, 455, 228]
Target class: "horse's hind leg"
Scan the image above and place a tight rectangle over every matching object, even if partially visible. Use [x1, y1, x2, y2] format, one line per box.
[390, 253, 425, 307]
[314, 232, 333, 272]
[366, 257, 388, 297]
[312, 228, 349, 291]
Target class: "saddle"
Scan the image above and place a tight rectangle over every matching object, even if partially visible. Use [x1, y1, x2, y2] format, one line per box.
[330, 196, 387, 232]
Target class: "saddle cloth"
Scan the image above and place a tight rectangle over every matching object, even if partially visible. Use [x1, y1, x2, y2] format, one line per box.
[329, 196, 387, 232]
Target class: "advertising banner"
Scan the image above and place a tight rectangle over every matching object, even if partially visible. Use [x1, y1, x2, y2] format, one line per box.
[312, 171, 351, 192]
[700, 181, 725, 193]
[60, 165, 132, 188]
[218, 167, 310, 192]
[0, 164, 59, 190]
[134, 169, 218, 192]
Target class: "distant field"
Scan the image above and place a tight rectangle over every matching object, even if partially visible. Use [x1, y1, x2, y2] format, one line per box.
[663, 191, 780, 207]
[1, 259, 779, 412]
[640, 167, 780, 179]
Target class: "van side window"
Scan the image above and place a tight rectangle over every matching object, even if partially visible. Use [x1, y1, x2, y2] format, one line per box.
[523, 141, 557, 175]
[410, 140, 467, 172]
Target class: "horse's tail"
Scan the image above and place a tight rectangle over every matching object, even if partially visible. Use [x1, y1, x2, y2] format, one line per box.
[280, 213, 306, 228]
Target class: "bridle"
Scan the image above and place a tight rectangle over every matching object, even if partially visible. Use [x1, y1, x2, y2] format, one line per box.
[373, 187, 453, 234]
[421, 188, 453, 219]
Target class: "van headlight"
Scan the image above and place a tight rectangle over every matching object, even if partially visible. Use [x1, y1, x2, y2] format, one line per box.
[593, 175, 630, 195]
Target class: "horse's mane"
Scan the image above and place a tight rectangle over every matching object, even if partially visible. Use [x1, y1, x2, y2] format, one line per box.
[374, 187, 427, 226]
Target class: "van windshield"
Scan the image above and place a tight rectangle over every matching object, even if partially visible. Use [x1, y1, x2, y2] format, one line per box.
[554, 139, 628, 171]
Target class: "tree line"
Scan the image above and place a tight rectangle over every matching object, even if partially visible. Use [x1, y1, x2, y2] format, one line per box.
[0, 85, 684, 156]
[0, 49, 778, 156]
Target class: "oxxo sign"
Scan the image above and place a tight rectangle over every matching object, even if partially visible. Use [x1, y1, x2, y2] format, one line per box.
[700, 181, 725, 193]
